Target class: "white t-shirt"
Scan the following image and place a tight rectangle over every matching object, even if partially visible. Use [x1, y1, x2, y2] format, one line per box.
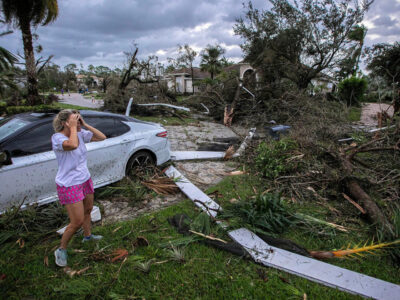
[52, 129, 93, 187]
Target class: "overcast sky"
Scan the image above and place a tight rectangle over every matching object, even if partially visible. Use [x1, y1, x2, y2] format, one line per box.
[2, 0, 400, 70]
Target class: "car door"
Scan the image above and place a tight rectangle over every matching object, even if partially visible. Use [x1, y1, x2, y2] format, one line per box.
[0, 121, 58, 211]
[84, 117, 133, 187]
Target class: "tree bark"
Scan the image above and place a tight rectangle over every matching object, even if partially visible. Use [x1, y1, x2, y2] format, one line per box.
[347, 179, 392, 230]
[20, 19, 40, 106]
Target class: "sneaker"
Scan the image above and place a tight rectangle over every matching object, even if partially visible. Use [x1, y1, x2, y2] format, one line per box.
[82, 234, 103, 243]
[54, 248, 67, 267]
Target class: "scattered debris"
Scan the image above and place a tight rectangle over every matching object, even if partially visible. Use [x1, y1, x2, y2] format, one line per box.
[226, 170, 245, 176]
[43, 256, 49, 267]
[200, 103, 209, 114]
[233, 128, 256, 157]
[141, 176, 179, 195]
[125, 98, 190, 116]
[342, 193, 366, 214]
[165, 166, 221, 217]
[63, 266, 90, 278]
[111, 249, 129, 263]
[188, 230, 228, 244]
[223, 145, 235, 160]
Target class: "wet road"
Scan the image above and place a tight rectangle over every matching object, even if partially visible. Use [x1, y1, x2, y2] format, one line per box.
[58, 93, 103, 109]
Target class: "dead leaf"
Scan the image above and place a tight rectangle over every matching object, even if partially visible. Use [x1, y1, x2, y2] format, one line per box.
[63, 267, 77, 278]
[279, 275, 290, 284]
[44, 256, 49, 267]
[73, 249, 86, 253]
[77, 266, 90, 275]
[224, 145, 235, 160]
[229, 198, 238, 204]
[111, 249, 129, 263]
[112, 226, 122, 233]
[16, 238, 25, 248]
[0, 274, 6, 281]
[256, 268, 268, 282]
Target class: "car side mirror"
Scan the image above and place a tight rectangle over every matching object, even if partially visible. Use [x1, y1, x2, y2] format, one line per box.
[0, 150, 12, 166]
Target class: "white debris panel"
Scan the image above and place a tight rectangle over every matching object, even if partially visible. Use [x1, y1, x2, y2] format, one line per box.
[228, 228, 400, 300]
[170, 151, 226, 161]
[137, 103, 190, 112]
[164, 166, 220, 217]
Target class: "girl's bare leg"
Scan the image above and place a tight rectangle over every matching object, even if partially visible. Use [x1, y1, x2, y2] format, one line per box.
[82, 193, 94, 237]
[60, 201, 84, 249]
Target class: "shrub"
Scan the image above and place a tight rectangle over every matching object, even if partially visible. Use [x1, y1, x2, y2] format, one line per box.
[255, 138, 297, 179]
[0, 101, 7, 114]
[221, 193, 294, 234]
[337, 76, 368, 106]
[6, 104, 56, 115]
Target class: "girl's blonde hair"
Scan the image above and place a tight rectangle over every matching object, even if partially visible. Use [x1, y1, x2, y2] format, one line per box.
[53, 109, 79, 132]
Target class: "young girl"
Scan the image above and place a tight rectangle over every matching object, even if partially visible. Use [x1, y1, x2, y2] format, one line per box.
[52, 109, 106, 267]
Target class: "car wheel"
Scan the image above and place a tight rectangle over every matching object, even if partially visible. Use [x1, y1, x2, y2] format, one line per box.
[126, 151, 155, 177]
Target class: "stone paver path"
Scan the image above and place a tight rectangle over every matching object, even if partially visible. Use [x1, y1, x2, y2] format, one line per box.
[359, 103, 393, 127]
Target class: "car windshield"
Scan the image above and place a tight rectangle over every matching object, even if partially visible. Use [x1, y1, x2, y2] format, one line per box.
[0, 117, 30, 141]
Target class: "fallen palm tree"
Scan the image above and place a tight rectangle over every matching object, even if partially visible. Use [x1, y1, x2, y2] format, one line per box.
[142, 176, 180, 195]
[310, 239, 400, 259]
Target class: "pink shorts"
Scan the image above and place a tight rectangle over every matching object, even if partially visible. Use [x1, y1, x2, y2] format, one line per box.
[56, 178, 94, 205]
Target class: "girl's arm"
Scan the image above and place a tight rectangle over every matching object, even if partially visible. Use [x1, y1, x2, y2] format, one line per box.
[62, 114, 79, 150]
[79, 116, 106, 142]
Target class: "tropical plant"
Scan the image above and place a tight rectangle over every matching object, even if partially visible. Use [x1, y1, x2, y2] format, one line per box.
[1, 0, 59, 105]
[255, 138, 297, 179]
[177, 44, 197, 94]
[337, 76, 368, 106]
[220, 193, 295, 234]
[200, 44, 226, 80]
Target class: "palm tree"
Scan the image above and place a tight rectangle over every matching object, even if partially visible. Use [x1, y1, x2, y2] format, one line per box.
[0, 22, 18, 94]
[1, 0, 59, 105]
[200, 45, 225, 80]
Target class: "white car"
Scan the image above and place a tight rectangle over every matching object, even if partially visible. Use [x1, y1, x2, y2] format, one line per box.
[0, 110, 171, 212]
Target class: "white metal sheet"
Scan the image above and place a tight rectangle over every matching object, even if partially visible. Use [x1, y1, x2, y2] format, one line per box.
[229, 228, 400, 300]
[165, 166, 220, 217]
[170, 151, 226, 161]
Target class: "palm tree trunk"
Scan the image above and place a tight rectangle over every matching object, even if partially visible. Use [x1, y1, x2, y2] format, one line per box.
[20, 19, 40, 106]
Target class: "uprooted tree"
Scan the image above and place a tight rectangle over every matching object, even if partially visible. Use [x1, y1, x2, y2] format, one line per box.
[103, 46, 163, 113]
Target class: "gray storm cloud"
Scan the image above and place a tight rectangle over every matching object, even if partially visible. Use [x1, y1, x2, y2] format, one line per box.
[1, 0, 398, 68]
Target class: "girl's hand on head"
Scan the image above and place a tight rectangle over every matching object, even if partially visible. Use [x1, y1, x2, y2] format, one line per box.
[65, 114, 79, 128]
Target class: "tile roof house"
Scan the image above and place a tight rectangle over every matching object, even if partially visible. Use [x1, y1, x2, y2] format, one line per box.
[163, 63, 258, 94]
[164, 67, 209, 93]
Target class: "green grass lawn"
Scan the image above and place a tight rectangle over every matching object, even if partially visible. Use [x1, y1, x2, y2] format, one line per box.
[1, 171, 398, 299]
[347, 106, 362, 122]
